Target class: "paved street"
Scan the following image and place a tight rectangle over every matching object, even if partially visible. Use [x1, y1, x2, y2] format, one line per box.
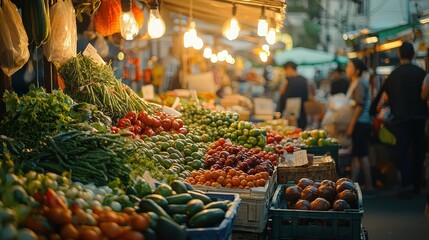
[363, 187, 429, 240]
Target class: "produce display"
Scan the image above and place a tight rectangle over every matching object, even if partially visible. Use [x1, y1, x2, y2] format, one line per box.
[285, 177, 359, 211]
[58, 55, 159, 122]
[137, 180, 236, 231]
[0, 86, 111, 146]
[113, 110, 187, 138]
[255, 119, 299, 137]
[180, 102, 267, 149]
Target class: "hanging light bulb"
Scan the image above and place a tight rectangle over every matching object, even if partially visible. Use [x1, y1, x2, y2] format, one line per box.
[262, 44, 270, 53]
[226, 55, 233, 64]
[193, 37, 204, 50]
[259, 51, 268, 62]
[266, 28, 276, 45]
[120, 0, 139, 40]
[203, 47, 212, 58]
[222, 4, 240, 41]
[257, 6, 268, 37]
[184, 21, 197, 48]
[210, 54, 218, 63]
[148, 0, 166, 39]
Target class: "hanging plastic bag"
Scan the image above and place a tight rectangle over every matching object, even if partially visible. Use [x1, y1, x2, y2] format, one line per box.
[94, 34, 109, 58]
[0, 0, 30, 76]
[43, 0, 77, 66]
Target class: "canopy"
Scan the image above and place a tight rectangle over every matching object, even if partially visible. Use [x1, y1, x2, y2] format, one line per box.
[274, 47, 339, 66]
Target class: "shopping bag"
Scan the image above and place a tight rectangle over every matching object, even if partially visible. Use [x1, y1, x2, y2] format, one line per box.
[43, 0, 77, 66]
[0, 0, 30, 76]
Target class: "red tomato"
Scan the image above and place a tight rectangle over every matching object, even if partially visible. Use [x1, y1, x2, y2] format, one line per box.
[275, 135, 283, 143]
[133, 125, 142, 134]
[134, 120, 141, 127]
[152, 117, 162, 128]
[125, 111, 137, 123]
[110, 126, 120, 134]
[172, 119, 184, 130]
[117, 118, 132, 129]
[137, 110, 148, 122]
[145, 128, 155, 137]
[144, 117, 154, 126]
[161, 119, 172, 130]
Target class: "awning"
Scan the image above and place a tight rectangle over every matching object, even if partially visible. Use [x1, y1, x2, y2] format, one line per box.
[373, 24, 414, 43]
[274, 47, 340, 66]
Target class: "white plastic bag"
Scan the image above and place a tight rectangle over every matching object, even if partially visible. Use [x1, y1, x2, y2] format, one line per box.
[43, 0, 77, 66]
[0, 0, 30, 76]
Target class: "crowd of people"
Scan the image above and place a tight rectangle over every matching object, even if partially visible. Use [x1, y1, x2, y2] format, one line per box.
[275, 42, 429, 217]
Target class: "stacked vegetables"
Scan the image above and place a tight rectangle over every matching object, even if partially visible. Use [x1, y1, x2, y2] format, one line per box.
[59, 55, 160, 122]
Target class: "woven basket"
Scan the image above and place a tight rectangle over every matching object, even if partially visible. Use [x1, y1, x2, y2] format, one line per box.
[277, 161, 338, 184]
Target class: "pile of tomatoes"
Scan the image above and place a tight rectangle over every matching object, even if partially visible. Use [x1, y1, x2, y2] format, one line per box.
[112, 110, 187, 138]
[184, 168, 270, 189]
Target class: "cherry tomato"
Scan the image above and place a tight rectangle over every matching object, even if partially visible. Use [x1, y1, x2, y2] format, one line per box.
[179, 127, 188, 135]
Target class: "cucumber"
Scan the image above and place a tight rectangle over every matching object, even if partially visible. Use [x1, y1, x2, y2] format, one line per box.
[147, 211, 158, 229]
[166, 193, 192, 204]
[185, 199, 204, 217]
[192, 189, 206, 195]
[172, 214, 188, 225]
[143, 228, 157, 240]
[188, 191, 212, 205]
[166, 204, 187, 215]
[204, 201, 229, 212]
[139, 199, 172, 220]
[171, 180, 188, 194]
[188, 209, 225, 228]
[156, 216, 186, 240]
[144, 194, 169, 209]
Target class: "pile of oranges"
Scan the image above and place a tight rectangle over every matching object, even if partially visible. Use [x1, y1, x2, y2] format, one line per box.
[184, 168, 270, 189]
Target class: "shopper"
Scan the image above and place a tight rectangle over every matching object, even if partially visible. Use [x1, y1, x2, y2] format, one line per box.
[330, 67, 349, 95]
[277, 61, 309, 129]
[370, 42, 428, 198]
[345, 58, 375, 195]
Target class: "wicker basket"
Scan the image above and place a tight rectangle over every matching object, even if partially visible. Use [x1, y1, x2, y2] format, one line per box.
[277, 160, 338, 184]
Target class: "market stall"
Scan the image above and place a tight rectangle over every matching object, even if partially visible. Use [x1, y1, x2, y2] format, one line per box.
[0, 0, 369, 239]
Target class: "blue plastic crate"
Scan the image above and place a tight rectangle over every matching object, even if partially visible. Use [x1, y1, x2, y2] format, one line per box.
[269, 182, 363, 240]
[186, 192, 241, 240]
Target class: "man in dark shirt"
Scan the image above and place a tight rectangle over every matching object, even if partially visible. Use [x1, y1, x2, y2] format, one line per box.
[370, 42, 428, 197]
[277, 61, 309, 129]
[330, 67, 349, 95]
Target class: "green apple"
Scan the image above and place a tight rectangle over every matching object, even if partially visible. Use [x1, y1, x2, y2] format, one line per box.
[300, 131, 310, 140]
[306, 137, 318, 147]
[318, 129, 327, 139]
[310, 130, 319, 139]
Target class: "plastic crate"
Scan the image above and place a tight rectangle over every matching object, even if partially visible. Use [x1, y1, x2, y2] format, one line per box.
[194, 171, 277, 233]
[187, 192, 241, 240]
[232, 230, 267, 240]
[269, 182, 363, 240]
[302, 145, 340, 172]
[277, 160, 337, 184]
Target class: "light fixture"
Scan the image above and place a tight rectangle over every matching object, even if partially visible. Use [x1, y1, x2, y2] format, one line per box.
[222, 4, 240, 40]
[257, 6, 268, 37]
[266, 19, 277, 45]
[184, 21, 197, 48]
[259, 51, 268, 62]
[343, 33, 349, 40]
[347, 52, 357, 58]
[217, 51, 226, 62]
[376, 40, 403, 52]
[193, 37, 204, 50]
[120, 0, 139, 40]
[117, 51, 125, 61]
[210, 54, 218, 63]
[226, 55, 234, 64]
[419, 15, 429, 24]
[203, 47, 212, 58]
[148, 0, 166, 39]
[363, 36, 378, 44]
[262, 44, 270, 54]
